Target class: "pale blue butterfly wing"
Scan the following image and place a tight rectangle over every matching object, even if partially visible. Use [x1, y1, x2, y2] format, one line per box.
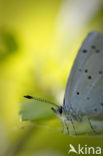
[64, 31, 103, 121]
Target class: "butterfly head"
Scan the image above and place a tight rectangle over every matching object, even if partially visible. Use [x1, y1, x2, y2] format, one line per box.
[51, 105, 71, 122]
[51, 106, 66, 118]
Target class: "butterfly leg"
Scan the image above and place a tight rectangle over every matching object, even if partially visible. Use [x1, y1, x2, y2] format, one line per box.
[70, 118, 77, 135]
[88, 118, 97, 134]
[64, 120, 69, 134]
[60, 119, 65, 133]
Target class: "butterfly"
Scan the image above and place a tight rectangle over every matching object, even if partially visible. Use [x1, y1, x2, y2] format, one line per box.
[24, 31, 103, 135]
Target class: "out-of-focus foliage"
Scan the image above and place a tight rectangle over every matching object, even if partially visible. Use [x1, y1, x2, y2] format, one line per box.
[0, 0, 103, 156]
[0, 28, 19, 61]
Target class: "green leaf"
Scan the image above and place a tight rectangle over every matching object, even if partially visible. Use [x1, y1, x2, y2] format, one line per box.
[19, 99, 56, 121]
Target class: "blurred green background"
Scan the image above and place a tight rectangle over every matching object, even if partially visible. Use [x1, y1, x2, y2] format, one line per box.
[0, 0, 103, 156]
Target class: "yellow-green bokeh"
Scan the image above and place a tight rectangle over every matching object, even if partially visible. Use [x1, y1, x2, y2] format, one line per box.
[0, 0, 103, 156]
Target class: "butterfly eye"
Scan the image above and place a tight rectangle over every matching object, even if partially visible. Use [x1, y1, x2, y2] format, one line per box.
[59, 107, 62, 114]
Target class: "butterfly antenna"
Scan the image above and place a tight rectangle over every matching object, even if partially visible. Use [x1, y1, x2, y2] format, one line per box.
[24, 95, 59, 108]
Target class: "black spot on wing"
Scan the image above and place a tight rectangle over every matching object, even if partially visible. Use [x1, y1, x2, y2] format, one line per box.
[91, 45, 96, 49]
[98, 71, 103, 74]
[88, 75, 92, 79]
[85, 69, 88, 73]
[101, 103, 103, 106]
[76, 91, 80, 95]
[82, 49, 87, 53]
[96, 49, 100, 53]
[87, 97, 90, 100]
[94, 108, 97, 112]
